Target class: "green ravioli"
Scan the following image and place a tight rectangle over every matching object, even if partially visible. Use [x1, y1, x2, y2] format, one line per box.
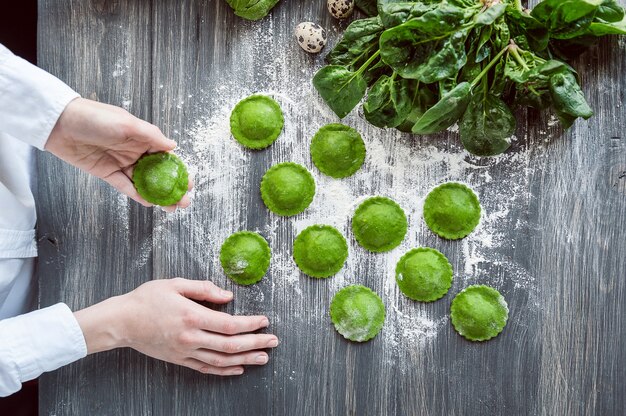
[396, 247, 453, 302]
[261, 162, 315, 216]
[293, 225, 348, 278]
[310, 123, 366, 178]
[219, 231, 271, 286]
[352, 196, 407, 252]
[132, 152, 189, 206]
[450, 285, 509, 342]
[330, 285, 385, 342]
[230, 95, 284, 149]
[423, 182, 481, 240]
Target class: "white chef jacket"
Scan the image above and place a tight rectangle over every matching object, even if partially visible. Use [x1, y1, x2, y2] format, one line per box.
[0, 44, 87, 397]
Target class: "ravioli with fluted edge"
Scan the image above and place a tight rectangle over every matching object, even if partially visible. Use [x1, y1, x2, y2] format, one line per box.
[132, 152, 188, 206]
[219, 231, 271, 286]
[310, 123, 365, 178]
[352, 196, 407, 252]
[230, 95, 284, 149]
[396, 247, 453, 302]
[423, 182, 481, 240]
[330, 285, 385, 342]
[450, 285, 508, 342]
[260, 162, 315, 216]
[293, 225, 348, 278]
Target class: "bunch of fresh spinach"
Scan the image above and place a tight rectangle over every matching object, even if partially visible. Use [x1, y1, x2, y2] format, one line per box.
[313, 0, 626, 156]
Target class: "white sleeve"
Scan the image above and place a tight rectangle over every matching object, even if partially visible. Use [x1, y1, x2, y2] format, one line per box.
[0, 303, 87, 397]
[0, 43, 80, 150]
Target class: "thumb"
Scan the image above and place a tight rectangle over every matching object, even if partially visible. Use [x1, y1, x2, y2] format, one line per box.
[173, 278, 233, 304]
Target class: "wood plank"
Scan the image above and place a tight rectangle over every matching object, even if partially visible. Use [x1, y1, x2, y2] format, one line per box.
[36, 0, 154, 414]
[36, 0, 626, 414]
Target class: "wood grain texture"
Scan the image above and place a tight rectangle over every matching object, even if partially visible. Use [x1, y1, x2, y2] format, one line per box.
[36, 0, 626, 415]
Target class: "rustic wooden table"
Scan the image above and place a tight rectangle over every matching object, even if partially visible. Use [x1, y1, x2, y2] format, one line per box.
[36, 1, 626, 415]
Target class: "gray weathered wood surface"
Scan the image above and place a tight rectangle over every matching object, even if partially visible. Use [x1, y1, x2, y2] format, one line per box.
[36, 1, 625, 415]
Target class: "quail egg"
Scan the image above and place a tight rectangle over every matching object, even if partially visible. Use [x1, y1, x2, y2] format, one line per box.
[328, 0, 354, 19]
[295, 22, 327, 54]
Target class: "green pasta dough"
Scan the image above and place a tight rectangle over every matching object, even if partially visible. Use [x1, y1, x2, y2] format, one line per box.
[352, 196, 407, 252]
[293, 225, 348, 278]
[132, 152, 189, 206]
[230, 95, 284, 149]
[330, 285, 385, 342]
[450, 285, 509, 342]
[261, 162, 315, 216]
[423, 182, 481, 240]
[219, 231, 271, 286]
[310, 123, 366, 178]
[395, 247, 453, 302]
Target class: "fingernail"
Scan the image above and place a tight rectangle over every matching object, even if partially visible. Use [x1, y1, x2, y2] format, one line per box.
[255, 355, 268, 364]
[267, 339, 279, 348]
[231, 368, 244, 375]
[221, 289, 233, 298]
[260, 319, 269, 328]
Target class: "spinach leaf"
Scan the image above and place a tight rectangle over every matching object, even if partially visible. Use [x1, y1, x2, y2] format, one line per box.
[506, 8, 550, 51]
[531, 0, 603, 39]
[474, 3, 507, 26]
[412, 82, 472, 134]
[225, 0, 279, 21]
[355, 0, 379, 17]
[363, 74, 414, 128]
[396, 85, 437, 133]
[379, 11, 470, 83]
[377, 1, 438, 28]
[460, 91, 515, 156]
[328, 17, 385, 69]
[549, 69, 594, 121]
[313, 66, 368, 119]
[586, 17, 626, 35]
[596, 0, 625, 22]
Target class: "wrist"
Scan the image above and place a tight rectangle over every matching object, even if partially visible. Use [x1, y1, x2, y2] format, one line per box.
[73, 294, 130, 354]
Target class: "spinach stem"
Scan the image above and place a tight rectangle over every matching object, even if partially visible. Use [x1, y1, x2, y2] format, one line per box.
[509, 45, 529, 70]
[356, 50, 381, 77]
[470, 45, 509, 89]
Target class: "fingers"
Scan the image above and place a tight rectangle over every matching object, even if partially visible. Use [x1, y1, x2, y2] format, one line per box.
[198, 309, 270, 335]
[134, 121, 177, 152]
[182, 358, 244, 376]
[195, 332, 279, 354]
[104, 171, 154, 207]
[191, 349, 270, 369]
[173, 278, 233, 304]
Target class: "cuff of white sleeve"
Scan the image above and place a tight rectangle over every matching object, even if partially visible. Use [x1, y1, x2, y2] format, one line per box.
[4, 303, 87, 383]
[0, 44, 80, 150]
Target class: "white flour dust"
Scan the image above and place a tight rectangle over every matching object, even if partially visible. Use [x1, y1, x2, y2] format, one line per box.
[115, 18, 540, 368]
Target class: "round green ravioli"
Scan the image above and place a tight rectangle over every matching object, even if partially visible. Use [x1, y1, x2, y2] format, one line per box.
[230, 95, 284, 149]
[423, 182, 481, 240]
[395, 247, 453, 302]
[219, 231, 271, 286]
[330, 285, 385, 342]
[293, 225, 348, 278]
[450, 285, 509, 342]
[310, 123, 366, 178]
[132, 152, 189, 206]
[261, 162, 315, 216]
[352, 197, 407, 252]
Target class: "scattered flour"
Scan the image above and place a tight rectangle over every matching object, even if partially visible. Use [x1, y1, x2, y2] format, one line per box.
[116, 16, 540, 368]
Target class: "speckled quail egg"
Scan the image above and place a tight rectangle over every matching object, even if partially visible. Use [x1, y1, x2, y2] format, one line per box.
[328, 0, 354, 19]
[295, 22, 327, 54]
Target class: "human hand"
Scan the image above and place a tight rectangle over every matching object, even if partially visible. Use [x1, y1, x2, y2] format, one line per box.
[46, 98, 191, 212]
[74, 278, 278, 376]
